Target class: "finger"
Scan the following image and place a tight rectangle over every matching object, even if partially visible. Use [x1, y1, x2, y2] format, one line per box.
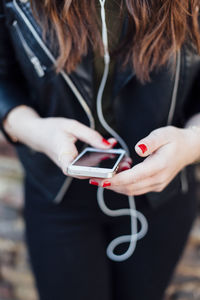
[126, 157, 133, 165]
[67, 120, 117, 149]
[107, 137, 118, 147]
[90, 154, 165, 187]
[135, 127, 172, 157]
[102, 168, 174, 195]
[122, 156, 133, 165]
[118, 156, 132, 166]
[97, 181, 162, 196]
[125, 171, 167, 191]
[58, 143, 78, 175]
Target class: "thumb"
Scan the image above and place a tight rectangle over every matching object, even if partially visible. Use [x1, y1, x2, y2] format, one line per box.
[135, 128, 170, 157]
[57, 143, 79, 175]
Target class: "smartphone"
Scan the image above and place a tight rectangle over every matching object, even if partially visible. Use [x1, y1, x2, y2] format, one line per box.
[67, 147, 126, 178]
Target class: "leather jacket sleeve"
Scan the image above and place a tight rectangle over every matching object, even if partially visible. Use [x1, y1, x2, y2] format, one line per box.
[0, 0, 30, 144]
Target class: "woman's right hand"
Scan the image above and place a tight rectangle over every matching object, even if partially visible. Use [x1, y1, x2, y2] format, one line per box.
[29, 117, 118, 175]
[3, 105, 117, 175]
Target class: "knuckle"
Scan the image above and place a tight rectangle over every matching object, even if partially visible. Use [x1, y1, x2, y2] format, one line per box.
[147, 130, 161, 149]
[158, 160, 167, 171]
[150, 129, 162, 141]
[157, 174, 167, 185]
[91, 131, 101, 141]
[113, 179, 121, 186]
[133, 175, 142, 183]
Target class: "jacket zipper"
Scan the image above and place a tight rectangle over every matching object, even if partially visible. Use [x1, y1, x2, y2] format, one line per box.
[12, 20, 45, 77]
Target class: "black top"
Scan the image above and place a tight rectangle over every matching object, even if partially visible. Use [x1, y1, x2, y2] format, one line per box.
[0, 0, 199, 207]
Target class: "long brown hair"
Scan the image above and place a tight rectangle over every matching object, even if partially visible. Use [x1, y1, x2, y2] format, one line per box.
[31, 0, 200, 82]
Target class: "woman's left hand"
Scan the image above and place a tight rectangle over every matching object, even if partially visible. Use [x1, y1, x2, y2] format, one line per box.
[89, 126, 200, 196]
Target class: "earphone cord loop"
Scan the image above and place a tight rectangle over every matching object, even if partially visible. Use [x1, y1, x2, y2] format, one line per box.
[97, 0, 148, 262]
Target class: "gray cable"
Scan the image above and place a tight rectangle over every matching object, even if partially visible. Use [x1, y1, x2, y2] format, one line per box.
[96, 0, 148, 262]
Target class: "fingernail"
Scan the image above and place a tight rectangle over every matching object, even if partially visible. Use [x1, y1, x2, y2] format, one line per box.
[138, 144, 148, 154]
[121, 166, 131, 171]
[89, 180, 99, 186]
[102, 138, 111, 146]
[112, 140, 118, 147]
[101, 156, 110, 161]
[103, 181, 111, 187]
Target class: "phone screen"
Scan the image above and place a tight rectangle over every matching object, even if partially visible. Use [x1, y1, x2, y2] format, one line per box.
[73, 151, 121, 169]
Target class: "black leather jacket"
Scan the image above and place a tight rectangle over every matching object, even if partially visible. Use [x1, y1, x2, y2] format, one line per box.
[0, 0, 199, 207]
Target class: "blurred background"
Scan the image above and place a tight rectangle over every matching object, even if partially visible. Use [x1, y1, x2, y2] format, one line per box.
[1, 131, 200, 300]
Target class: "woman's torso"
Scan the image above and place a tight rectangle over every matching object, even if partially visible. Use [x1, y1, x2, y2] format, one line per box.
[2, 0, 200, 206]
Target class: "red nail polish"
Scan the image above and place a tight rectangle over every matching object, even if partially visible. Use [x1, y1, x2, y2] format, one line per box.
[112, 140, 118, 147]
[89, 180, 99, 186]
[103, 181, 111, 187]
[101, 156, 110, 161]
[121, 166, 130, 171]
[138, 144, 148, 154]
[102, 138, 111, 146]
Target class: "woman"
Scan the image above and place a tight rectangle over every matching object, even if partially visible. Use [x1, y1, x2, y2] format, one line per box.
[1, 0, 200, 299]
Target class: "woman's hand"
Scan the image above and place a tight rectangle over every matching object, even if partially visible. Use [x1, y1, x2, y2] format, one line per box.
[89, 126, 200, 196]
[3, 105, 117, 175]
[32, 118, 119, 175]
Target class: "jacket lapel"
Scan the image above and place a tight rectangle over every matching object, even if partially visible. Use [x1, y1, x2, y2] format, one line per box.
[17, 0, 94, 108]
[112, 12, 135, 98]
[112, 56, 135, 98]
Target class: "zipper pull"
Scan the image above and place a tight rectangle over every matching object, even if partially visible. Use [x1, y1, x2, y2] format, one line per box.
[30, 56, 45, 77]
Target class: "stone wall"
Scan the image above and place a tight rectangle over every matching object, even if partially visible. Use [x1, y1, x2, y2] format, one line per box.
[0, 131, 200, 300]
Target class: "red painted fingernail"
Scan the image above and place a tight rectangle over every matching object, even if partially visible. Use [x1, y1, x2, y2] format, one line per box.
[89, 180, 99, 186]
[103, 181, 111, 187]
[121, 166, 131, 171]
[102, 138, 111, 146]
[101, 156, 110, 161]
[138, 144, 148, 154]
[112, 140, 118, 147]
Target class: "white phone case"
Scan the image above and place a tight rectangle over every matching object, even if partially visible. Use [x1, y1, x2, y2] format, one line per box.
[67, 147, 126, 178]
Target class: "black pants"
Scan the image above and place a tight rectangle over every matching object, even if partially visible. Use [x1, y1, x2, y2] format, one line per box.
[24, 177, 197, 300]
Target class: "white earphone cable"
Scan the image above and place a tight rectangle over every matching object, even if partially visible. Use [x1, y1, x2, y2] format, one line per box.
[96, 0, 148, 262]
